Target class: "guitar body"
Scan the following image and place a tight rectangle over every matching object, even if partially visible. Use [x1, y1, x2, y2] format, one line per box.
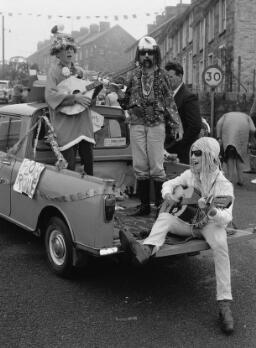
[159, 185, 233, 226]
[160, 186, 201, 223]
[57, 76, 103, 115]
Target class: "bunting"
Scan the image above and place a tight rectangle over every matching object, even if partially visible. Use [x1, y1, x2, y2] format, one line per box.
[0, 10, 161, 21]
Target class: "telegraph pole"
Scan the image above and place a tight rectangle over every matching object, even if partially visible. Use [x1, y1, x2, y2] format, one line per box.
[2, 15, 4, 77]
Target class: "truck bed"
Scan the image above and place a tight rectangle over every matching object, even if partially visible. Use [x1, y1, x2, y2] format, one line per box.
[114, 201, 256, 258]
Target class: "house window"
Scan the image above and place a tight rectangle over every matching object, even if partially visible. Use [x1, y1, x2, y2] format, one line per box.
[89, 47, 94, 57]
[219, 45, 226, 70]
[188, 51, 193, 84]
[193, 25, 199, 55]
[182, 22, 187, 49]
[208, 7, 215, 42]
[188, 13, 193, 43]
[199, 60, 204, 89]
[173, 34, 178, 57]
[199, 20, 204, 51]
[219, 0, 226, 33]
[177, 31, 181, 53]
[208, 53, 214, 66]
[182, 56, 187, 83]
[193, 63, 198, 89]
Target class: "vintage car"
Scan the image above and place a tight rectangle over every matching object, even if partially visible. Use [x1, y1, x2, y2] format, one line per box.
[0, 102, 255, 277]
[0, 80, 12, 104]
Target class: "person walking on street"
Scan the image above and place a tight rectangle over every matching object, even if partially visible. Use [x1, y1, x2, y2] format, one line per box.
[120, 137, 235, 335]
[165, 61, 202, 164]
[216, 110, 256, 185]
[115, 36, 183, 216]
[45, 25, 95, 175]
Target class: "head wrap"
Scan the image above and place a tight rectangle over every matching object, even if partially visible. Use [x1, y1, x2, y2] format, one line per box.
[50, 25, 78, 56]
[190, 137, 221, 196]
[134, 36, 161, 67]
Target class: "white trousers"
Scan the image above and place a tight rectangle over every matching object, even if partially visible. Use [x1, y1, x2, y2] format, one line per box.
[143, 213, 232, 301]
[130, 123, 166, 181]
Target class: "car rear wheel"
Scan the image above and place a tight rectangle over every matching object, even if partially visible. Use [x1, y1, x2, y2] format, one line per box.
[45, 216, 74, 277]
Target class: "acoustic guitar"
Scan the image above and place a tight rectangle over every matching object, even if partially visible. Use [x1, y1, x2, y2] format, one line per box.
[57, 76, 103, 115]
[159, 185, 233, 226]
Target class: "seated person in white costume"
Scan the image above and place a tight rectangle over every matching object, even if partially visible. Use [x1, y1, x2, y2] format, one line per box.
[120, 137, 235, 335]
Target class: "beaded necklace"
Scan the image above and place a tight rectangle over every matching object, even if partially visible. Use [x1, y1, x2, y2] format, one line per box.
[141, 72, 154, 97]
[137, 67, 161, 125]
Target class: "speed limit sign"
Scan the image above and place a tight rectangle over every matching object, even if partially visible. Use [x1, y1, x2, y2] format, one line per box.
[203, 65, 223, 88]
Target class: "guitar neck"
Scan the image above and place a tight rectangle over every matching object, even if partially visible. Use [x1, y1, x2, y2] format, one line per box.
[85, 81, 102, 92]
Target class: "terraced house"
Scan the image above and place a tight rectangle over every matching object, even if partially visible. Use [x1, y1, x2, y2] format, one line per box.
[27, 22, 135, 75]
[126, 0, 256, 93]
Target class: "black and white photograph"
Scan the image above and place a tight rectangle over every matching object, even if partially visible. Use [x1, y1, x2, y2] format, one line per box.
[1, 0, 256, 347]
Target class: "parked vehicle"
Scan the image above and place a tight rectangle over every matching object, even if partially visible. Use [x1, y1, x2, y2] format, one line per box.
[0, 102, 255, 277]
[0, 80, 12, 103]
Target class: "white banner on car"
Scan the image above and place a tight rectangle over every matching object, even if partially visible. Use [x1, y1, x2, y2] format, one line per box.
[13, 159, 45, 199]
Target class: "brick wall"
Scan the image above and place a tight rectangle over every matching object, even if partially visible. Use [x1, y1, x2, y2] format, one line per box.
[233, 0, 256, 93]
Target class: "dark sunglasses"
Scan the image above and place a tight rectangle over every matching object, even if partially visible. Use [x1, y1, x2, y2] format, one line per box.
[191, 150, 203, 157]
[139, 49, 154, 56]
[65, 45, 75, 51]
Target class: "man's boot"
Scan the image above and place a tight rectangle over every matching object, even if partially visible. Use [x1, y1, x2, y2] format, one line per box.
[130, 179, 151, 216]
[218, 300, 234, 334]
[154, 180, 164, 218]
[119, 230, 152, 264]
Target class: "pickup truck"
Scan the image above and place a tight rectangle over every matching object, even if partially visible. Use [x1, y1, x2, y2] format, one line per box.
[0, 102, 255, 277]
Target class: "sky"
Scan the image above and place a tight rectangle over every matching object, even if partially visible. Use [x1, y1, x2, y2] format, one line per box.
[1, 0, 191, 60]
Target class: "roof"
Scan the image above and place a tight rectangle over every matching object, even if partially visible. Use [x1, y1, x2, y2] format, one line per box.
[78, 24, 135, 46]
[125, 15, 176, 52]
[0, 102, 46, 117]
[27, 24, 135, 60]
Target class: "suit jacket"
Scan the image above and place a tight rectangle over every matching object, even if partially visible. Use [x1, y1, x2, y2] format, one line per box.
[165, 83, 202, 164]
[174, 83, 202, 145]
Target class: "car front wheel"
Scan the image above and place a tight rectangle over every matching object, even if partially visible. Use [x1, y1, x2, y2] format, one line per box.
[45, 217, 74, 277]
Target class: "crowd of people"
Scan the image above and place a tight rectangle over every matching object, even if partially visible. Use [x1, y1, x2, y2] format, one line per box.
[38, 25, 256, 336]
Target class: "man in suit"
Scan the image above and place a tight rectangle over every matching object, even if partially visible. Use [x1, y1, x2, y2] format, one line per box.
[165, 61, 202, 164]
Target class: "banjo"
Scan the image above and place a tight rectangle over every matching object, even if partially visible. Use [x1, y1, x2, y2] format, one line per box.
[57, 76, 103, 115]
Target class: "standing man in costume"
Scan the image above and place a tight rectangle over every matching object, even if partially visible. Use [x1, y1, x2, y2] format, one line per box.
[45, 25, 95, 175]
[120, 137, 234, 335]
[165, 61, 202, 164]
[115, 36, 183, 216]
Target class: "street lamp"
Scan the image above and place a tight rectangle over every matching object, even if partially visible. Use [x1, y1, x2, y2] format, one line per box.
[1, 15, 5, 77]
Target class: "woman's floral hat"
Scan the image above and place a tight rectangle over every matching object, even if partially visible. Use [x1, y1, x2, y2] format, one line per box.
[50, 24, 78, 56]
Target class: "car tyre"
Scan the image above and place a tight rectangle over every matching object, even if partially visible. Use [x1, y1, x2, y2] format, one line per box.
[45, 216, 74, 277]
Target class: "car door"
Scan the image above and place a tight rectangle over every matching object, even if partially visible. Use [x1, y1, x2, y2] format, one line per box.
[0, 115, 22, 216]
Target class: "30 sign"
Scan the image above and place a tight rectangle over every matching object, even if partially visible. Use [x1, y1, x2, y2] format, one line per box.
[203, 65, 223, 88]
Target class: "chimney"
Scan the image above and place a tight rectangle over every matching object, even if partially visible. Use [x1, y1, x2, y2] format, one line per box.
[89, 24, 99, 34]
[79, 27, 89, 36]
[176, 3, 190, 14]
[99, 21, 110, 32]
[155, 15, 164, 26]
[165, 6, 177, 18]
[71, 30, 80, 38]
